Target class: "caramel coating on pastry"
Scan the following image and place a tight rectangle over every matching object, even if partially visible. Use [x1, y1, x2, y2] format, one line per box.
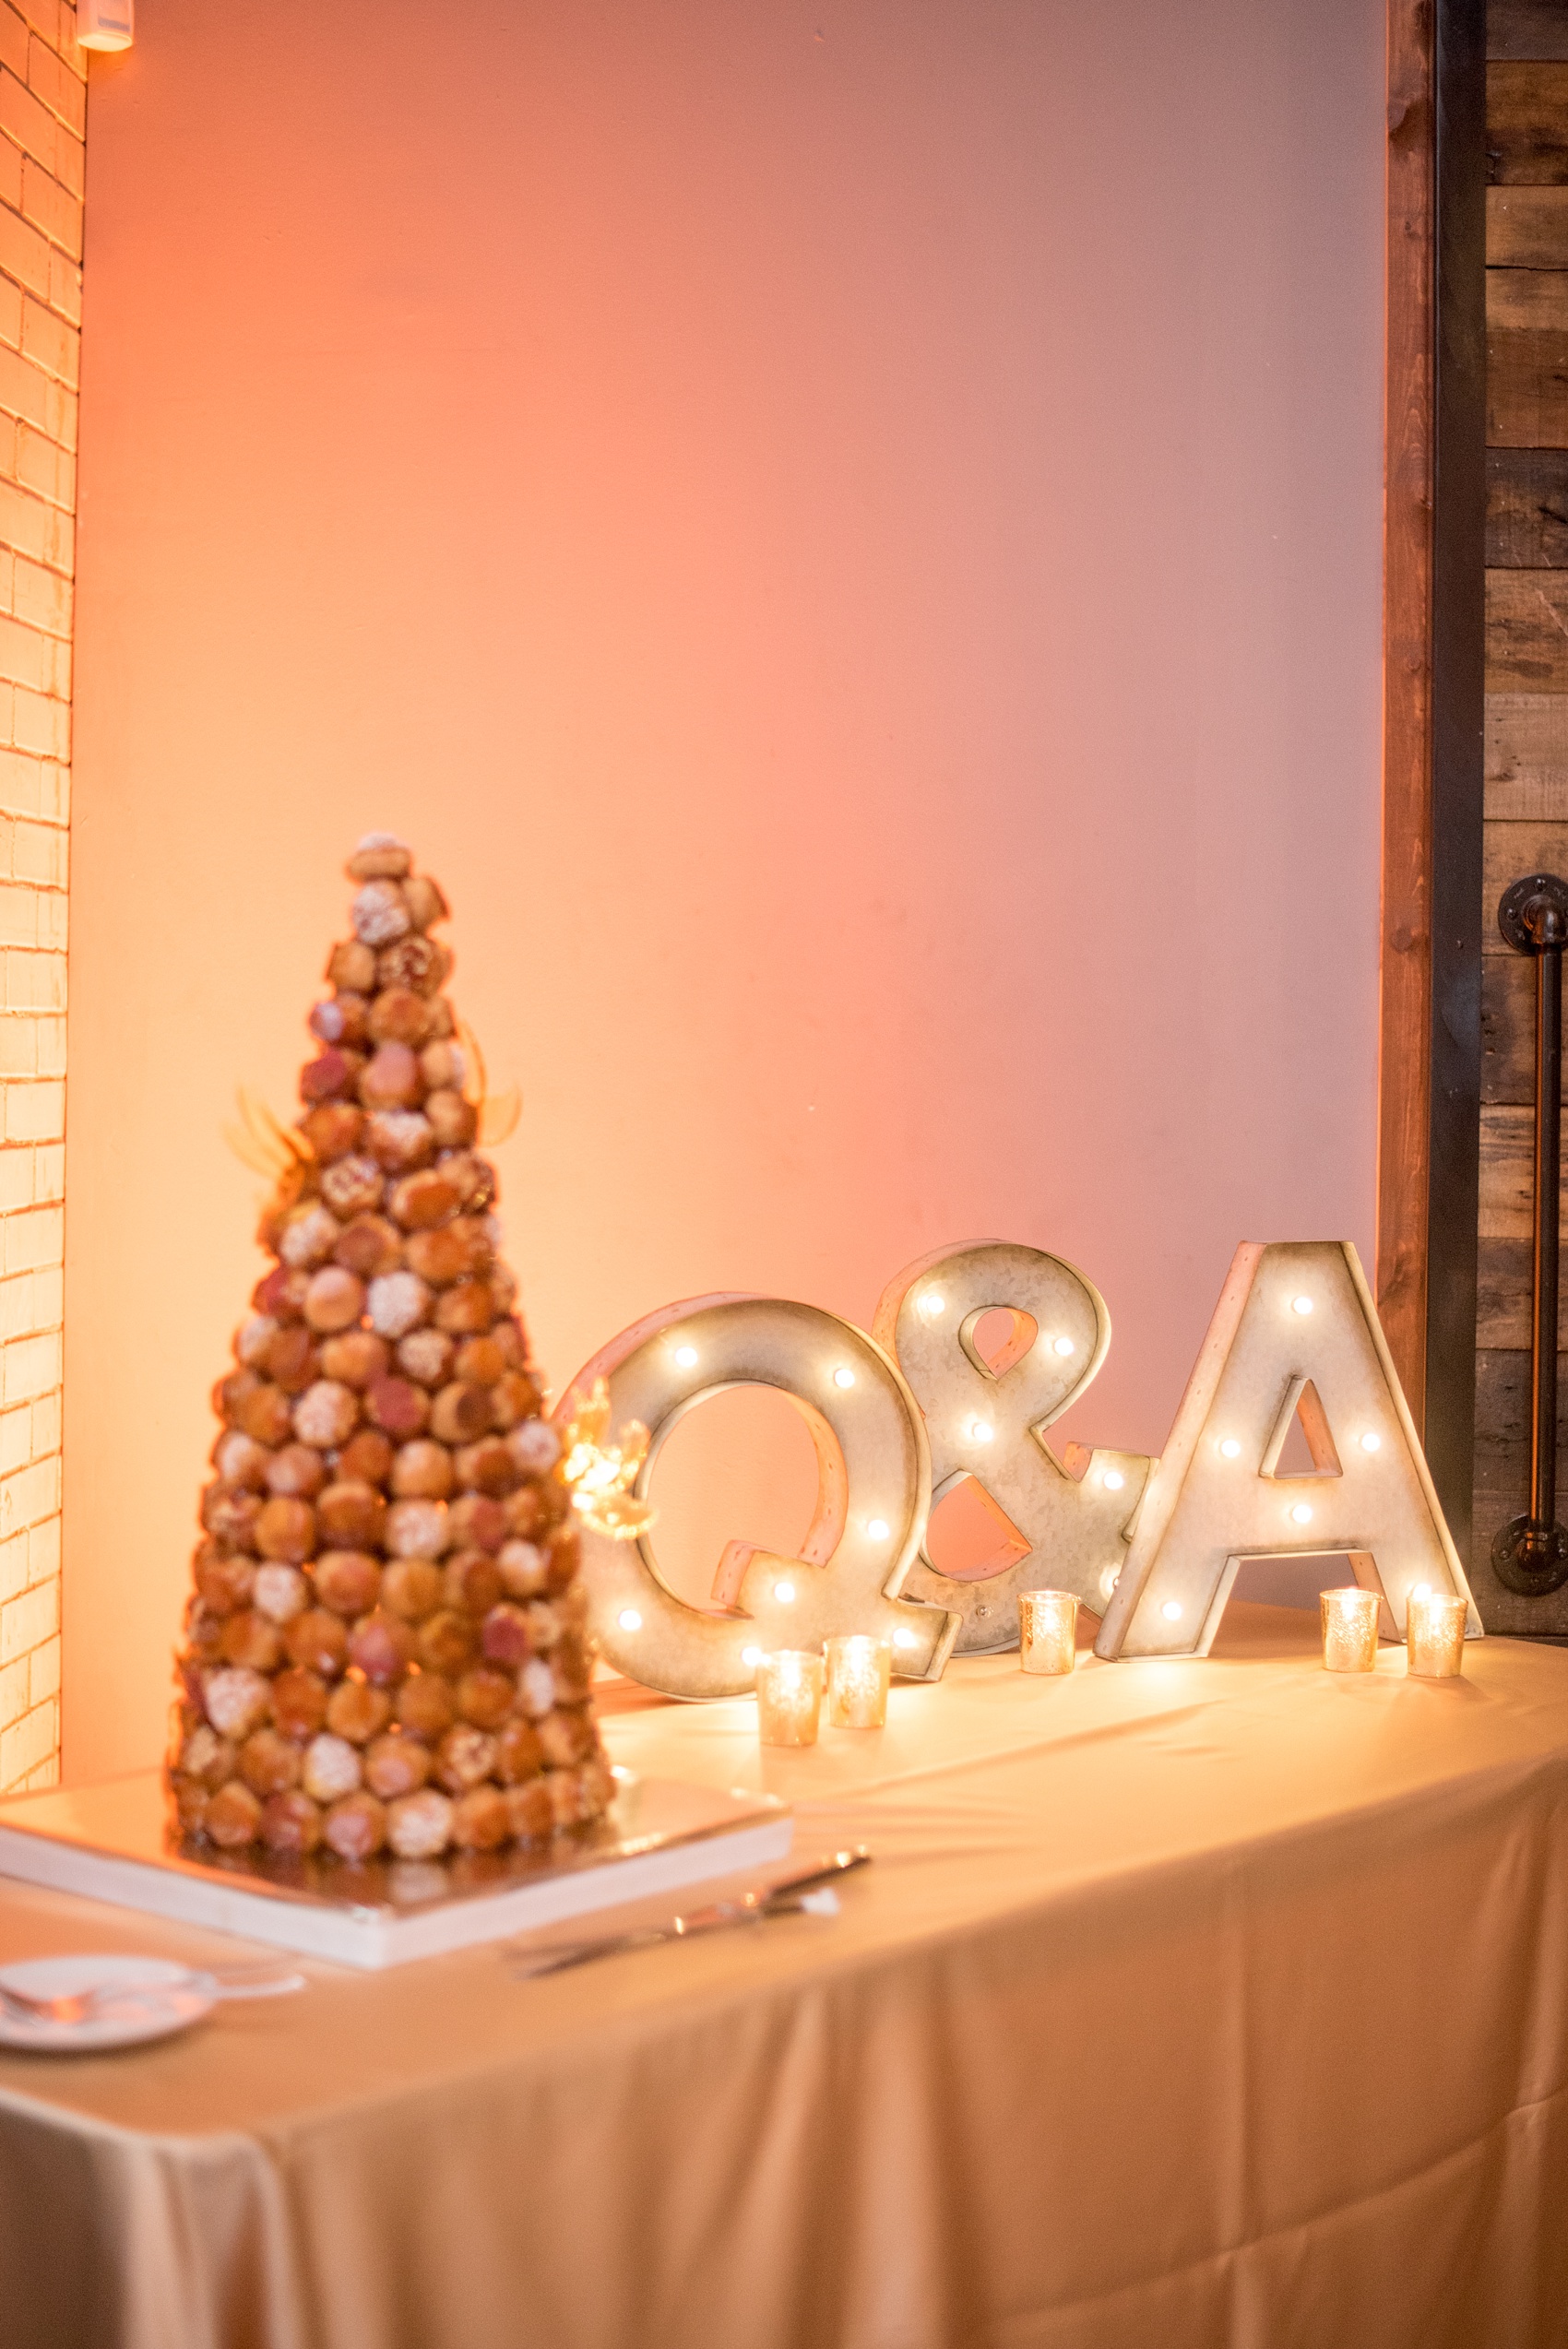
[315, 1482, 387, 1549]
[425, 1091, 476, 1149]
[377, 935, 445, 996]
[504, 1778, 553, 1844]
[327, 939, 377, 993]
[283, 1609, 350, 1679]
[415, 1608, 477, 1677]
[452, 1335, 506, 1387]
[366, 1373, 430, 1438]
[255, 1495, 315, 1564]
[261, 1788, 324, 1854]
[428, 1382, 492, 1445]
[337, 1428, 394, 1486]
[455, 1667, 515, 1731]
[445, 1549, 504, 1615]
[269, 1665, 331, 1738]
[325, 1679, 392, 1745]
[206, 1779, 264, 1848]
[367, 986, 431, 1047]
[238, 1726, 303, 1797]
[234, 1381, 295, 1448]
[389, 1170, 458, 1230]
[302, 1101, 364, 1162]
[497, 1540, 547, 1600]
[253, 1264, 310, 1322]
[419, 1038, 464, 1091]
[177, 1724, 238, 1791]
[313, 1549, 383, 1619]
[404, 1212, 484, 1287]
[401, 873, 447, 931]
[456, 1437, 519, 1497]
[332, 1213, 404, 1280]
[434, 1279, 495, 1335]
[220, 1609, 284, 1671]
[347, 834, 411, 882]
[480, 1602, 531, 1667]
[450, 1784, 509, 1851]
[347, 1608, 416, 1685]
[265, 1442, 327, 1498]
[196, 1550, 257, 1625]
[495, 1716, 544, 1785]
[395, 1670, 456, 1740]
[360, 1041, 422, 1112]
[380, 1559, 445, 1622]
[318, 1330, 389, 1390]
[200, 1482, 260, 1548]
[325, 1789, 386, 1860]
[539, 1707, 596, 1769]
[448, 1491, 507, 1554]
[304, 1266, 365, 1334]
[263, 1324, 320, 1395]
[390, 1438, 454, 1500]
[364, 1732, 431, 1800]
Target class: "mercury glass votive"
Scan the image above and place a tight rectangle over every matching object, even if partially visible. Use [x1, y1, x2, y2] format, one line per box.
[1320, 1585, 1380, 1674]
[1406, 1588, 1467, 1679]
[825, 1635, 892, 1728]
[755, 1649, 826, 1747]
[1018, 1589, 1079, 1676]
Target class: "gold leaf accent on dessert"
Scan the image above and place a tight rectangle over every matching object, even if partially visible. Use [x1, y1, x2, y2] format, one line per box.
[457, 1020, 522, 1145]
[224, 1087, 316, 1180]
[560, 1378, 656, 1541]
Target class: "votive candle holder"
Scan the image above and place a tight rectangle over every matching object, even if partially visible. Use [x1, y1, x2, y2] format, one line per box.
[1406, 1588, 1467, 1679]
[1320, 1585, 1380, 1674]
[755, 1649, 826, 1747]
[1019, 1589, 1079, 1676]
[825, 1635, 892, 1728]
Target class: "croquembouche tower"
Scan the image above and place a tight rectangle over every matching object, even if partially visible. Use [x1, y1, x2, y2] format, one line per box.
[166, 835, 613, 1865]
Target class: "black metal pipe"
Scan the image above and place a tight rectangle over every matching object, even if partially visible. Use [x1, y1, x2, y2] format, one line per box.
[1531, 904, 1564, 1536]
[1492, 872, 1568, 1595]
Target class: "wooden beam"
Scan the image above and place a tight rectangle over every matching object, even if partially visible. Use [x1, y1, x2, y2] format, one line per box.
[1379, 0, 1435, 1429]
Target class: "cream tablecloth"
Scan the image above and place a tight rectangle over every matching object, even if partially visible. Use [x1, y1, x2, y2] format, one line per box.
[3, 1603, 1568, 2349]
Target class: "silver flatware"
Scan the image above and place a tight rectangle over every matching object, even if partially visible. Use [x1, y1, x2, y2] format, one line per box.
[506, 1845, 873, 1979]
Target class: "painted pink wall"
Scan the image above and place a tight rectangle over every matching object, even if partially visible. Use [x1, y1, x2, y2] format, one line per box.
[64, 0, 1385, 1777]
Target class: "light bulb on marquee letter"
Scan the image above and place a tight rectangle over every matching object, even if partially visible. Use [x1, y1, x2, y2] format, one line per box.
[555, 1294, 960, 1699]
[873, 1240, 1153, 1654]
[1093, 1241, 1480, 1660]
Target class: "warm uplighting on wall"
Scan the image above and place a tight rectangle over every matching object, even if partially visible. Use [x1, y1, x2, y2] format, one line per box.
[78, 0, 134, 51]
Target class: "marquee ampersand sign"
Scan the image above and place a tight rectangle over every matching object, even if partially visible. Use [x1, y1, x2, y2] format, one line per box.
[557, 1295, 962, 1700]
[1093, 1240, 1480, 1658]
[873, 1240, 1154, 1653]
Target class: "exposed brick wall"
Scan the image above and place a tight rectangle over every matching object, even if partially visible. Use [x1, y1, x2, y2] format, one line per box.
[0, 0, 77, 1793]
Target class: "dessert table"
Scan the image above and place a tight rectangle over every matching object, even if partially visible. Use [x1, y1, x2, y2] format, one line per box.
[3, 1603, 1568, 2349]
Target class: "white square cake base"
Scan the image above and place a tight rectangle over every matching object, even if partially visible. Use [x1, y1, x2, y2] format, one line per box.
[0, 1769, 792, 1968]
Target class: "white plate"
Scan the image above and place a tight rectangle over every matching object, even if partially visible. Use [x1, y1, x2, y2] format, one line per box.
[0, 1955, 215, 2052]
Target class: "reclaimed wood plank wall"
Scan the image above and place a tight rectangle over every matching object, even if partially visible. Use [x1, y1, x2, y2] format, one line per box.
[1474, 0, 1568, 1622]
